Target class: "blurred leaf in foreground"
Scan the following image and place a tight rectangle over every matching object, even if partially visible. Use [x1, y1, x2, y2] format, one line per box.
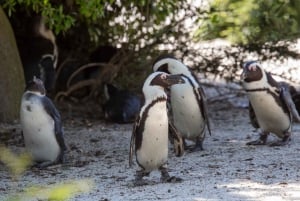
[7, 179, 94, 201]
[0, 145, 32, 178]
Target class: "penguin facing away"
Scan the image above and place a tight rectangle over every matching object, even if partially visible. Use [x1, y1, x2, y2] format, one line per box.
[241, 61, 300, 146]
[152, 55, 212, 151]
[20, 77, 67, 167]
[102, 83, 142, 123]
[129, 72, 185, 185]
[18, 16, 58, 93]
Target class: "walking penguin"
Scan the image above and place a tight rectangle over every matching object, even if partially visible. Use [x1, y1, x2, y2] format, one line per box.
[241, 61, 300, 146]
[129, 72, 185, 185]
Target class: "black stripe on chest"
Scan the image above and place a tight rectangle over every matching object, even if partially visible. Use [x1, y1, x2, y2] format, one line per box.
[135, 97, 167, 151]
[245, 87, 286, 113]
[181, 74, 206, 119]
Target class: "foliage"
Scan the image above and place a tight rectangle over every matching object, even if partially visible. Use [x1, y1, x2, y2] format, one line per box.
[2, 0, 74, 34]
[7, 179, 94, 201]
[2, 0, 300, 91]
[0, 144, 94, 201]
[196, 0, 300, 44]
[1, 0, 182, 39]
[0, 145, 32, 178]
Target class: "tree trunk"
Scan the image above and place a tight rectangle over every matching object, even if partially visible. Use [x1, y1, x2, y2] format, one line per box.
[0, 7, 25, 123]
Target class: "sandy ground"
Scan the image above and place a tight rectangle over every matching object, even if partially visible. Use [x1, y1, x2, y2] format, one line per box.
[1, 88, 300, 201]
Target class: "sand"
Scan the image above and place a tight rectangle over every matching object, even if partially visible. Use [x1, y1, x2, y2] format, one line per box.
[1, 85, 300, 201]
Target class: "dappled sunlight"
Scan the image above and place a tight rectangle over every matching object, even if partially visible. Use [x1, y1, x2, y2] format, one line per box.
[221, 180, 299, 201]
[192, 179, 300, 201]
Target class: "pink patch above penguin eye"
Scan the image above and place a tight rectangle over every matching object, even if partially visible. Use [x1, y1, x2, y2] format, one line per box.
[248, 65, 257, 71]
[160, 73, 167, 79]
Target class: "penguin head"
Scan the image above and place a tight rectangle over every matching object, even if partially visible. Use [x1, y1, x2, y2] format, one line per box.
[241, 61, 264, 83]
[149, 72, 185, 88]
[143, 72, 185, 99]
[25, 76, 46, 96]
[152, 55, 190, 75]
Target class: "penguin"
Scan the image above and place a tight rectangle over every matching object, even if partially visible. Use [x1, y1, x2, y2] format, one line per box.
[17, 16, 58, 93]
[102, 83, 142, 123]
[241, 61, 300, 146]
[249, 81, 300, 129]
[129, 72, 185, 185]
[20, 77, 67, 167]
[279, 82, 300, 115]
[152, 55, 212, 151]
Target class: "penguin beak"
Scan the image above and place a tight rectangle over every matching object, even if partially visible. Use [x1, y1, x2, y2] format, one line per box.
[165, 74, 185, 85]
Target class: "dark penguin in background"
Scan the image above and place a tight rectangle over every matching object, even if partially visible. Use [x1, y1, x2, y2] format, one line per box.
[20, 77, 67, 167]
[152, 55, 212, 151]
[241, 61, 300, 146]
[102, 83, 142, 123]
[17, 16, 58, 93]
[129, 72, 185, 185]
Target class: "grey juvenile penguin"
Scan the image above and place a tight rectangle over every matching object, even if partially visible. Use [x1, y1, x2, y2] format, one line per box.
[152, 55, 212, 151]
[129, 72, 185, 185]
[241, 61, 300, 146]
[20, 77, 67, 167]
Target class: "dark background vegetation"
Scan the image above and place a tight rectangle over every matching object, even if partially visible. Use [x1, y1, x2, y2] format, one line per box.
[0, 0, 300, 122]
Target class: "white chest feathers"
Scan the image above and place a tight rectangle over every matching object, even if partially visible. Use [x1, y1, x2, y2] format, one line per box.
[170, 80, 205, 140]
[136, 101, 169, 172]
[20, 94, 60, 162]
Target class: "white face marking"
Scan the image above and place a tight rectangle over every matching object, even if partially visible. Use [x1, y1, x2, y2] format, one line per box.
[153, 58, 191, 75]
[160, 73, 167, 79]
[248, 63, 257, 71]
[142, 72, 167, 102]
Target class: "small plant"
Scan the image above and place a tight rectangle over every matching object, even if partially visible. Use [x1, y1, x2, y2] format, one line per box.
[0, 145, 94, 201]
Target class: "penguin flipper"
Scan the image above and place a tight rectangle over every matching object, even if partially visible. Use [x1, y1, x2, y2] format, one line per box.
[129, 116, 140, 167]
[249, 102, 260, 129]
[198, 87, 212, 136]
[168, 122, 184, 157]
[280, 86, 300, 122]
[42, 97, 67, 152]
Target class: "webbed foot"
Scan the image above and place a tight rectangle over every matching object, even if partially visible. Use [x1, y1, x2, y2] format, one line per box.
[246, 139, 267, 145]
[270, 134, 291, 146]
[133, 170, 150, 186]
[133, 179, 154, 186]
[161, 176, 183, 183]
[246, 132, 268, 145]
[159, 166, 182, 183]
[33, 161, 55, 169]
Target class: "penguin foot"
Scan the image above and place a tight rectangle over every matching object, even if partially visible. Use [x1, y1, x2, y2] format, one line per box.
[269, 141, 289, 146]
[246, 139, 267, 146]
[161, 176, 183, 183]
[246, 133, 268, 145]
[186, 144, 204, 152]
[33, 161, 56, 169]
[269, 136, 291, 146]
[133, 179, 154, 186]
[192, 144, 204, 152]
[133, 170, 151, 186]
